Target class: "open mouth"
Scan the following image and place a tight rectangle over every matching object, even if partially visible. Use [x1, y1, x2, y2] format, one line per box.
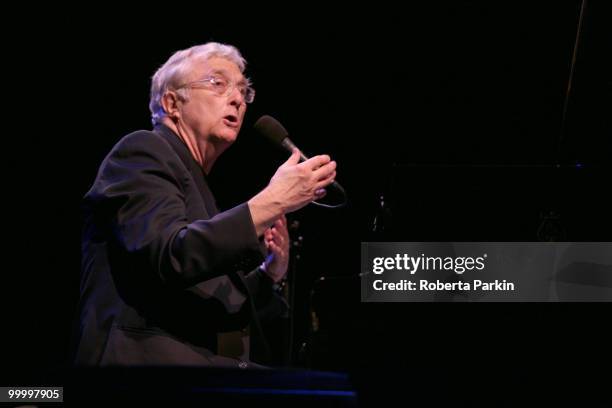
[223, 114, 238, 128]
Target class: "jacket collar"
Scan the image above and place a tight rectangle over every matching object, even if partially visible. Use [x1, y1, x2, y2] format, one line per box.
[153, 124, 219, 216]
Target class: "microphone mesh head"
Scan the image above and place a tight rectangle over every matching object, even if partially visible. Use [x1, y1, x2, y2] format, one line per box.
[253, 115, 289, 146]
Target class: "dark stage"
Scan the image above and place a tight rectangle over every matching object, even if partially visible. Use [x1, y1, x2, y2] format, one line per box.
[5, 2, 611, 406]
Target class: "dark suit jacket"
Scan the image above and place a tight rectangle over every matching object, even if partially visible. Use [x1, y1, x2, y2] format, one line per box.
[74, 124, 273, 367]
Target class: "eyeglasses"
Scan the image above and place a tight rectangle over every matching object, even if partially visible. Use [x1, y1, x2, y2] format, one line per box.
[178, 74, 255, 104]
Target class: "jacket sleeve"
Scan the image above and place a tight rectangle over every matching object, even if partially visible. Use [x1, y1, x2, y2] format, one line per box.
[85, 131, 263, 289]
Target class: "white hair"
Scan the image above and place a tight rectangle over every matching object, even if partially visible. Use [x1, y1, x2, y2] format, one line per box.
[149, 42, 247, 125]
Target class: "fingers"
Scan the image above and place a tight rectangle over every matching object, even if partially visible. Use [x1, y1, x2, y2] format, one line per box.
[267, 240, 287, 263]
[266, 216, 287, 234]
[266, 226, 288, 248]
[315, 170, 336, 190]
[264, 228, 273, 243]
[282, 149, 302, 167]
[302, 154, 331, 171]
[305, 157, 336, 197]
[270, 149, 337, 213]
[273, 215, 287, 229]
[266, 233, 285, 248]
[312, 160, 336, 181]
[265, 218, 289, 260]
[266, 215, 287, 234]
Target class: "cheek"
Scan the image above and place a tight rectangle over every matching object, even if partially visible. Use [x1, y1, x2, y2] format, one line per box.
[238, 108, 247, 122]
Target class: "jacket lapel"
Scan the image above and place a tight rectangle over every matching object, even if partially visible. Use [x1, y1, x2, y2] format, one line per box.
[154, 125, 219, 217]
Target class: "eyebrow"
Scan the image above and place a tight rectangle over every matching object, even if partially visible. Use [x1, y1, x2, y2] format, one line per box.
[208, 69, 248, 85]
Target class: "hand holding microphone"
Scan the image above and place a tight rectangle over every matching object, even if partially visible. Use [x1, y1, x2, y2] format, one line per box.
[266, 148, 337, 212]
[254, 115, 346, 195]
[248, 115, 346, 236]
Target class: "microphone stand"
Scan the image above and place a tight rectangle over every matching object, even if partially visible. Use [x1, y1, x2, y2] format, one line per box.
[283, 219, 303, 366]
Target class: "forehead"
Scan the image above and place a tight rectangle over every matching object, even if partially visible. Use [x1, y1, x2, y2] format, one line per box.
[191, 56, 244, 81]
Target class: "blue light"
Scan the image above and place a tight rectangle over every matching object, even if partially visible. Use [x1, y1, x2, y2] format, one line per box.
[190, 386, 357, 397]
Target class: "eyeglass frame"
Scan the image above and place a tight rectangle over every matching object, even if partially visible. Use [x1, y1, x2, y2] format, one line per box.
[176, 73, 255, 104]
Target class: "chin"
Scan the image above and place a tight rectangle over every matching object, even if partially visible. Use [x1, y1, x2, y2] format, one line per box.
[215, 129, 239, 144]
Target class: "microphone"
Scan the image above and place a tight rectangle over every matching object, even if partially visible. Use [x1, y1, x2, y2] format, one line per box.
[254, 115, 308, 162]
[253, 115, 347, 208]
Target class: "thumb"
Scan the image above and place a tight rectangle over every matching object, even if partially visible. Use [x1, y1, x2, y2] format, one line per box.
[282, 149, 301, 167]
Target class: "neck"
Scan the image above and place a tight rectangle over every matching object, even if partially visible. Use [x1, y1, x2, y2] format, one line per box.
[161, 118, 221, 174]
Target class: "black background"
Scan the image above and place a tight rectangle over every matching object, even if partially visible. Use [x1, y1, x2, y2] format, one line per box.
[5, 1, 611, 404]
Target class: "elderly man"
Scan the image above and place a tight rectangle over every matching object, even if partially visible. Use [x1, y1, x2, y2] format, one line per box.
[74, 42, 336, 367]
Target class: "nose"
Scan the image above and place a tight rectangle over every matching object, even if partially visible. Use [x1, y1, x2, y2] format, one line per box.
[227, 85, 245, 108]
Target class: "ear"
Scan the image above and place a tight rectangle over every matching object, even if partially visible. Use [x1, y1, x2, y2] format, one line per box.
[161, 90, 182, 121]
